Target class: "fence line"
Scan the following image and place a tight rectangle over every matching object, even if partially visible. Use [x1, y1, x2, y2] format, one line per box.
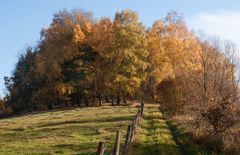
[96, 100, 144, 155]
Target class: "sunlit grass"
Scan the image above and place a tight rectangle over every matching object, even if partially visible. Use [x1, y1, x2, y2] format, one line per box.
[128, 104, 182, 155]
[0, 103, 138, 155]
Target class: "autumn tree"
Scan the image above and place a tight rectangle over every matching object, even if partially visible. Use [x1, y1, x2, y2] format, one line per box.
[37, 9, 94, 107]
[60, 44, 97, 107]
[145, 20, 170, 100]
[107, 9, 148, 105]
[146, 12, 201, 103]
[87, 17, 114, 105]
[4, 11, 240, 151]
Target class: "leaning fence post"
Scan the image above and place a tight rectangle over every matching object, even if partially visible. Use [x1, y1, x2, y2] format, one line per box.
[123, 125, 131, 153]
[97, 141, 106, 155]
[113, 130, 121, 155]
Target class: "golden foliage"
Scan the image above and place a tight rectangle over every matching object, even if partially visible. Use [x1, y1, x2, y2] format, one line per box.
[73, 24, 85, 43]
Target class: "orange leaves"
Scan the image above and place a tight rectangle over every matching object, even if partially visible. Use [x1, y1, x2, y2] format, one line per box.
[84, 22, 93, 34]
[73, 24, 85, 44]
[146, 12, 202, 88]
[88, 17, 113, 55]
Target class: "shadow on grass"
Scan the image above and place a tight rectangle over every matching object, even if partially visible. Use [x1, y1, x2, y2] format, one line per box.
[128, 142, 182, 155]
[143, 114, 164, 120]
[53, 142, 96, 155]
[0, 103, 134, 120]
[37, 115, 135, 128]
[53, 142, 115, 155]
[165, 118, 214, 155]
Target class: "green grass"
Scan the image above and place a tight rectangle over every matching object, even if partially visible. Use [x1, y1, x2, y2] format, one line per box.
[0, 102, 217, 155]
[128, 104, 182, 155]
[0, 104, 138, 155]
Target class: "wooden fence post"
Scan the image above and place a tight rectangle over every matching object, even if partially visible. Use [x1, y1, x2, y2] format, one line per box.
[97, 141, 106, 155]
[97, 100, 144, 155]
[123, 125, 131, 153]
[113, 130, 121, 155]
[130, 123, 135, 142]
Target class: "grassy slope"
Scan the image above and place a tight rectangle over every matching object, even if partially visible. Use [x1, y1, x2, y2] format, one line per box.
[0, 104, 137, 155]
[128, 104, 182, 155]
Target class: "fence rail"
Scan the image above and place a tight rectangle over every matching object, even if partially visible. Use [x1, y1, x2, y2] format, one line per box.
[96, 100, 144, 155]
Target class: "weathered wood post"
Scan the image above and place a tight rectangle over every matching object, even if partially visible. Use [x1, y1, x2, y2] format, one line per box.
[97, 141, 106, 155]
[113, 130, 121, 155]
[123, 125, 131, 153]
[130, 122, 135, 142]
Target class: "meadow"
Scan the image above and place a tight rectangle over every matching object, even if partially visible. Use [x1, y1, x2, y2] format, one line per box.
[0, 103, 138, 155]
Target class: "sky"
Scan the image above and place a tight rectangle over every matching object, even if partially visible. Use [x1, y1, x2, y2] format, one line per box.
[1, 0, 240, 97]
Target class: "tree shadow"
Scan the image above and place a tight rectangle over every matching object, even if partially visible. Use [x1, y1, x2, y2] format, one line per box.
[53, 143, 96, 155]
[52, 142, 115, 155]
[37, 114, 135, 128]
[128, 142, 182, 155]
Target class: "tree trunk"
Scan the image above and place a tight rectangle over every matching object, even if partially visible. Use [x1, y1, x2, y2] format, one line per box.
[48, 103, 53, 110]
[123, 93, 127, 104]
[48, 95, 54, 109]
[71, 96, 75, 107]
[105, 95, 110, 103]
[134, 95, 138, 100]
[92, 97, 95, 104]
[84, 98, 89, 107]
[78, 97, 82, 107]
[98, 94, 102, 106]
[117, 92, 120, 105]
[91, 97, 94, 104]
[111, 95, 114, 106]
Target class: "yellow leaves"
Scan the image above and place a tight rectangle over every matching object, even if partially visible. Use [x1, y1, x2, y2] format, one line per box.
[56, 83, 75, 95]
[153, 20, 164, 30]
[84, 22, 93, 34]
[73, 24, 85, 43]
[87, 17, 113, 56]
[147, 13, 203, 86]
[105, 9, 149, 94]
[115, 75, 127, 83]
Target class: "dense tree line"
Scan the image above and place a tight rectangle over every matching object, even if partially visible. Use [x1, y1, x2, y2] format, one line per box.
[0, 98, 5, 113]
[3, 9, 240, 152]
[4, 9, 149, 112]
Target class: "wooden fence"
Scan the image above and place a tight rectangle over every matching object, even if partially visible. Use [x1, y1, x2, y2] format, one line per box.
[96, 100, 144, 155]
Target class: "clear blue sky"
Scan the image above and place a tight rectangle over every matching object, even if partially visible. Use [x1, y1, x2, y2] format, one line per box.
[1, 0, 240, 97]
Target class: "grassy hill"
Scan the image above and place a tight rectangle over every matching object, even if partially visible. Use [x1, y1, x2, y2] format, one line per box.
[0, 103, 138, 155]
[0, 102, 211, 155]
